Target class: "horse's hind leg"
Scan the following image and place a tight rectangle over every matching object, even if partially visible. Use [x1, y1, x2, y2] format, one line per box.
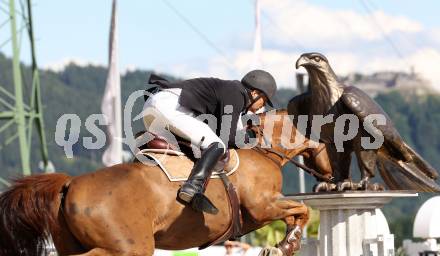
[68, 248, 117, 256]
[68, 245, 154, 256]
[62, 208, 156, 256]
[52, 210, 87, 255]
[64, 233, 155, 256]
[52, 209, 154, 256]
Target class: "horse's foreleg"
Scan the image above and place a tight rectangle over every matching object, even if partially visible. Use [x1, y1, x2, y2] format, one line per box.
[272, 199, 309, 256]
[246, 198, 309, 255]
[276, 216, 304, 255]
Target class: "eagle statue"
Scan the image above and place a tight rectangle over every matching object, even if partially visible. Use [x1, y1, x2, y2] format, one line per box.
[289, 52, 440, 192]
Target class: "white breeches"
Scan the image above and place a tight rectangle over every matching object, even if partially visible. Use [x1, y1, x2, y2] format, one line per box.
[143, 88, 226, 152]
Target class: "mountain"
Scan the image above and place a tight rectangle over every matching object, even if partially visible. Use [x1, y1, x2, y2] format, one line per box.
[341, 71, 437, 97]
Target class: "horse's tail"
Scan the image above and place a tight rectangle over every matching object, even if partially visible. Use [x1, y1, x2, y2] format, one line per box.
[0, 173, 71, 256]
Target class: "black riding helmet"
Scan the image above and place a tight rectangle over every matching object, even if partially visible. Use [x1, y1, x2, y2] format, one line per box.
[241, 70, 277, 107]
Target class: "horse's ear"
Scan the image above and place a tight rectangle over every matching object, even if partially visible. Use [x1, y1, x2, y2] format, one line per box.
[148, 73, 169, 84]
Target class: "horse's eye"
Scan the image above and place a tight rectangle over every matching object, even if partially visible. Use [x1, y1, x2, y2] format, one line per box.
[314, 57, 321, 62]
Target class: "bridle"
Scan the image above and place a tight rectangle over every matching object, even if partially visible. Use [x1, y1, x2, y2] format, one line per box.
[250, 123, 333, 182]
[245, 94, 263, 113]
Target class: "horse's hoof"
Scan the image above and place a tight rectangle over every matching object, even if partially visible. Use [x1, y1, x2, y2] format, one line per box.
[258, 246, 284, 256]
[276, 240, 301, 255]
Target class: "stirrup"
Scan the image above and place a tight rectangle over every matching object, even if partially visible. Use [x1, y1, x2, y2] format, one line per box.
[178, 181, 201, 203]
[178, 189, 195, 203]
[191, 193, 219, 215]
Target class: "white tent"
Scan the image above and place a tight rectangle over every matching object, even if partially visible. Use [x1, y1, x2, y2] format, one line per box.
[154, 246, 262, 256]
[413, 196, 440, 238]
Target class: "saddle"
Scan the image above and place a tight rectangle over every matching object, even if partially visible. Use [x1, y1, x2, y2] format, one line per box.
[134, 131, 239, 181]
[134, 130, 192, 155]
[134, 131, 242, 247]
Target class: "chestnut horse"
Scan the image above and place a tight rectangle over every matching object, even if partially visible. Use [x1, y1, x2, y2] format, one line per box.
[0, 109, 332, 256]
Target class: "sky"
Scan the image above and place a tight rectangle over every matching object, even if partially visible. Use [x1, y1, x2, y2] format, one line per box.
[2, 0, 440, 89]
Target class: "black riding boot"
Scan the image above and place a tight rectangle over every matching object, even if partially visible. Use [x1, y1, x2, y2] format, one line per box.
[178, 142, 225, 214]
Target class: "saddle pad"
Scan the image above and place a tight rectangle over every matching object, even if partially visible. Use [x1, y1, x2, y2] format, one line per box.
[136, 149, 240, 182]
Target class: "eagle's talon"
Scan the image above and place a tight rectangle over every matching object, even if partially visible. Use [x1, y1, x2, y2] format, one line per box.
[370, 183, 385, 191]
[313, 182, 328, 192]
[358, 178, 386, 191]
[313, 182, 336, 192]
[358, 177, 371, 190]
[337, 180, 355, 191]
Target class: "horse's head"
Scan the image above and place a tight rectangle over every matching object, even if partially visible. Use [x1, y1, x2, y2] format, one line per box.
[249, 109, 312, 165]
[247, 109, 333, 182]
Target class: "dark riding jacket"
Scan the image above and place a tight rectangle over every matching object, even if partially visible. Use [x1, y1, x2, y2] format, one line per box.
[147, 74, 250, 147]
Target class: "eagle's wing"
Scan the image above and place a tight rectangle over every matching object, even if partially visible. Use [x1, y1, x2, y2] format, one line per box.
[341, 86, 402, 145]
[377, 144, 440, 192]
[342, 86, 440, 191]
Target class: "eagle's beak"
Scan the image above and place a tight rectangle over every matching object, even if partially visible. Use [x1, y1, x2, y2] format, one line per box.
[295, 56, 309, 69]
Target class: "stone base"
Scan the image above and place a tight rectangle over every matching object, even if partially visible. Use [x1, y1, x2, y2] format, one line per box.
[284, 191, 418, 256]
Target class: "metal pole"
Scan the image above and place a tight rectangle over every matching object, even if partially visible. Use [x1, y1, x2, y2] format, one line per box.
[296, 73, 306, 194]
[298, 159, 306, 193]
[9, 0, 31, 175]
[296, 73, 307, 238]
[251, 0, 262, 69]
[26, 0, 50, 171]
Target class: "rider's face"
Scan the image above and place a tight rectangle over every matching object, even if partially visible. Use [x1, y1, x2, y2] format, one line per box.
[248, 90, 267, 113]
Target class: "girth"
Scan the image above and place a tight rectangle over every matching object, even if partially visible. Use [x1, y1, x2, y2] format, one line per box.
[199, 172, 242, 249]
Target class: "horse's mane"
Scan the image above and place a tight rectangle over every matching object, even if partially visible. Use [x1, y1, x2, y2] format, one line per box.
[257, 108, 289, 122]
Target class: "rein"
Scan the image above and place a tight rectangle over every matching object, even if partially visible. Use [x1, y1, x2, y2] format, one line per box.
[244, 94, 263, 113]
[251, 125, 333, 183]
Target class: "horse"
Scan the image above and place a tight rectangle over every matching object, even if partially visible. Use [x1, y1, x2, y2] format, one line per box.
[0, 109, 333, 256]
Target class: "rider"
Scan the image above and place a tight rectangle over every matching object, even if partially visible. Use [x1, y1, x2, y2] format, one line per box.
[143, 70, 277, 214]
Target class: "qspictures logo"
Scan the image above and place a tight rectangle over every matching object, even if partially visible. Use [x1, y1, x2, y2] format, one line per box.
[54, 90, 386, 164]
